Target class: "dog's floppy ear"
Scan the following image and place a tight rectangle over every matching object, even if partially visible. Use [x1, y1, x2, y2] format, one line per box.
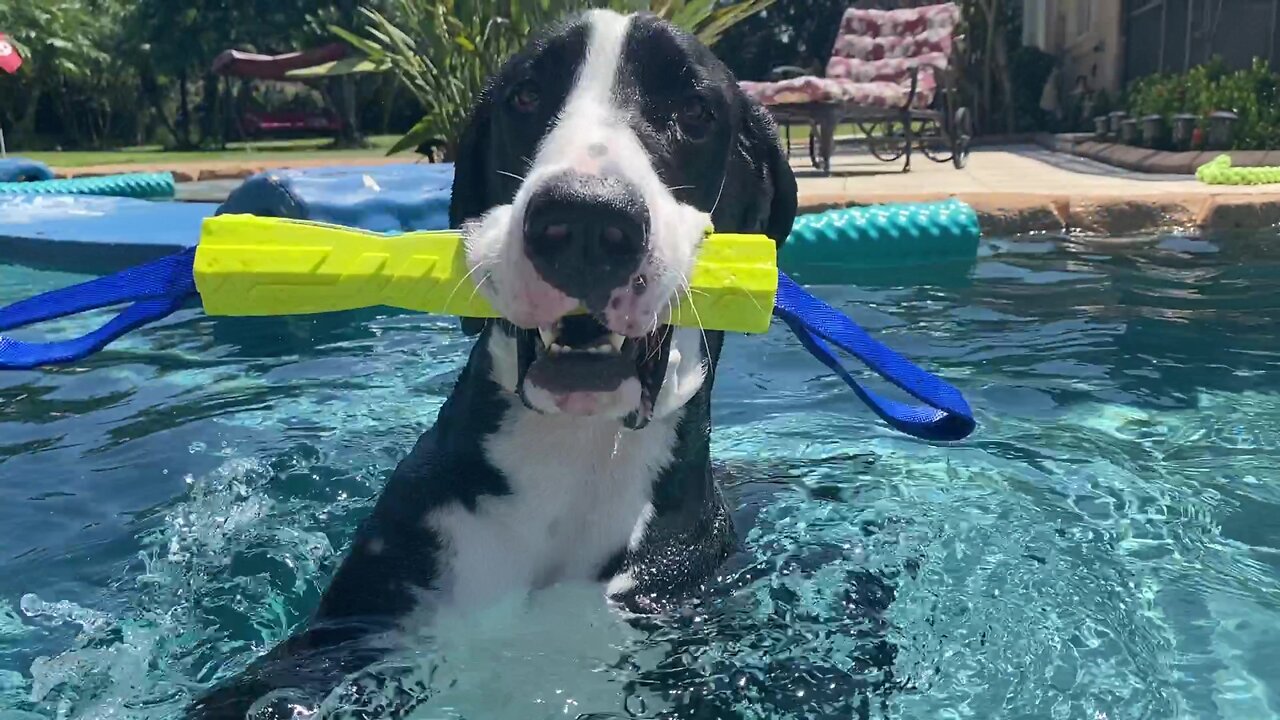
[449, 88, 493, 229]
[725, 94, 798, 246]
[450, 89, 494, 336]
[746, 101, 799, 246]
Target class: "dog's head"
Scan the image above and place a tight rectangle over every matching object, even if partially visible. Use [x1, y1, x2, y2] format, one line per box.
[452, 9, 796, 429]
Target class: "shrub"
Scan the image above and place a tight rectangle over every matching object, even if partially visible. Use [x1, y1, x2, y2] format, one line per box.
[1127, 57, 1280, 149]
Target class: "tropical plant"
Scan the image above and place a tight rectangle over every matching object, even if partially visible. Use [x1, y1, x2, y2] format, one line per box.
[712, 0, 847, 82]
[0, 0, 131, 143]
[334, 0, 775, 159]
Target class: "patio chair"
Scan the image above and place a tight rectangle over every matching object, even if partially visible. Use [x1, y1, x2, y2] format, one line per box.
[739, 2, 972, 175]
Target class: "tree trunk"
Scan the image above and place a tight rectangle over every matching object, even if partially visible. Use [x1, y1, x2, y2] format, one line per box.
[199, 71, 221, 148]
[330, 0, 368, 149]
[379, 77, 400, 135]
[332, 75, 367, 148]
[178, 69, 194, 149]
[16, 86, 42, 139]
[145, 74, 181, 145]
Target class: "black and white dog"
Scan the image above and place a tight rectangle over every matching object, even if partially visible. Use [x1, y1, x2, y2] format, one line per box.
[192, 9, 796, 717]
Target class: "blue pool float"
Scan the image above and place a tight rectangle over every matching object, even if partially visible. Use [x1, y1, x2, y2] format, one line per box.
[218, 163, 453, 233]
[0, 195, 218, 272]
[0, 157, 55, 183]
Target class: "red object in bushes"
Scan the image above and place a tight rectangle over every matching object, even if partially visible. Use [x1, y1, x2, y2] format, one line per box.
[1191, 127, 1205, 150]
[241, 110, 344, 136]
[0, 33, 23, 74]
[212, 44, 348, 80]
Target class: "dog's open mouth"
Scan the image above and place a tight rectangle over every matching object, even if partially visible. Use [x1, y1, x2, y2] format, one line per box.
[508, 315, 673, 428]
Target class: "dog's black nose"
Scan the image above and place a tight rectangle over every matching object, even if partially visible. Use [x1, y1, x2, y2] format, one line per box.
[523, 171, 649, 306]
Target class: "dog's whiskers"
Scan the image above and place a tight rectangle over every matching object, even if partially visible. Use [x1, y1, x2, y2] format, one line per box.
[466, 271, 493, 305]
[653, 324, 674, 364]
[676, 269, 710, 358]
[442, 261, 487, 313]
[495, 169, 526, 182]
[709, 173, 728, 218]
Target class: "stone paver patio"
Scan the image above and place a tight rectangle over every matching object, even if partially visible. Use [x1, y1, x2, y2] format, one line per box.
[796, 144, 1280, 234]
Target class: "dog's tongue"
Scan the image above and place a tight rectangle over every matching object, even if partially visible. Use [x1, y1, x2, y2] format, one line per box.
[526, 352, 632, 393]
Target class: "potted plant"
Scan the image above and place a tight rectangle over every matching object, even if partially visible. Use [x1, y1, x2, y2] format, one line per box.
[1208, 111, 1239, 150]
[1120, 117, 1139, 145]
[1171, 113, 1198, 150]
[1140, 114, 1165, 147]
[1094, 115, 1110, 139]
[1108, 110, 1127, 136]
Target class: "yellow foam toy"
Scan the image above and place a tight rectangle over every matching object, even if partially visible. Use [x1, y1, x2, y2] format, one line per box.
[194, 214, 778, 334]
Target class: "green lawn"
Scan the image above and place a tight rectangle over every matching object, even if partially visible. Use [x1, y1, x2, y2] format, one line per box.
[778, 122, 857, 141]
[19, 123, 891, 168]
[20, 135, 411, 168]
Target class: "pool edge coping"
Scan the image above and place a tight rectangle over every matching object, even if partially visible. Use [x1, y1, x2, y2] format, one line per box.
[798, 190, 1280, 236]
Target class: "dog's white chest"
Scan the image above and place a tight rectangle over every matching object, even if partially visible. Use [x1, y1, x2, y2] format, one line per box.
[427, 410, 677, 610]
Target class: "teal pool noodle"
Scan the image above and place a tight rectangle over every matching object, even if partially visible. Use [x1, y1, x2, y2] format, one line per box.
[0, 171, 176, 199]
[783, 198, 981, 268]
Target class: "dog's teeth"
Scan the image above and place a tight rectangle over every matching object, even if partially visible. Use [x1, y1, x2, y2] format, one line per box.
[549, 343, 567, 354]
[608, 333, 625, 352]
[538, 327, 557, 348]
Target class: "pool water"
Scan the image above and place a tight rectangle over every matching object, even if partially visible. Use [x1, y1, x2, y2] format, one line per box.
[2, 231, 1279, 719]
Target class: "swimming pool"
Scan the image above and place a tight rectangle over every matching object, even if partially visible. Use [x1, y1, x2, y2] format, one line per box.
[2, 230, 1278, 719]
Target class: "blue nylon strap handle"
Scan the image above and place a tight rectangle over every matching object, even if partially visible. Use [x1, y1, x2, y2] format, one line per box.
[773, 271, 976, 442]
[0, 249, 197, 370]
[0, 255, 976, 442]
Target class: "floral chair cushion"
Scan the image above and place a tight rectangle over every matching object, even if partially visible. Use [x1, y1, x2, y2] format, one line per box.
[740, 75, 936, 110]
[740, 2, 959, 110]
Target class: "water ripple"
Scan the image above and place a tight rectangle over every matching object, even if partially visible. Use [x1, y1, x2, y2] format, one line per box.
[2, 231, 1279, 718]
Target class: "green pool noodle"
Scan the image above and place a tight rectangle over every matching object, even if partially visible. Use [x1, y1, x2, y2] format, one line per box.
[783, 198, 981, 268]
[0, 171, 176, 199]
[1197, 154, 1280, 186]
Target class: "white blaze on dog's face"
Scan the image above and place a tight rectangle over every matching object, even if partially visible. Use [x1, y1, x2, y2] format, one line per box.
[452, 10, 796, 429]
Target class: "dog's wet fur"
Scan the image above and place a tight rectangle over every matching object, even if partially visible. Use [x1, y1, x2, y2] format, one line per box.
[189, 11, 900, 718]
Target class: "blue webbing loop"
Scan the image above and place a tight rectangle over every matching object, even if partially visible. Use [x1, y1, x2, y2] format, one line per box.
[772, 272, 975, 441]
[0, 249, 197, 370]
[0, 255, 975, 441]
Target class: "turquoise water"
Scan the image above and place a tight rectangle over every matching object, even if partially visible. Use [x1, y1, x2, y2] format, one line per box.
[1, 231, 1279, 719]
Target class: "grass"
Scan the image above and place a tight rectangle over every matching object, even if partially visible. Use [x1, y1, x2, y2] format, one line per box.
[18, 135, 411, 168]
[778, 122, 858, 141]
[17, 122, 910, 168]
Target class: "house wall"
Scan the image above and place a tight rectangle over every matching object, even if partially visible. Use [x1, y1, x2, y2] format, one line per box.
[1024, 0, 1125, 94]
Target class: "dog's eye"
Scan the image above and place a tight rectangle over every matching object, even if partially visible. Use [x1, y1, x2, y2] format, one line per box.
[510, 81, 540, 113]
[677, 95, 713, 136]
